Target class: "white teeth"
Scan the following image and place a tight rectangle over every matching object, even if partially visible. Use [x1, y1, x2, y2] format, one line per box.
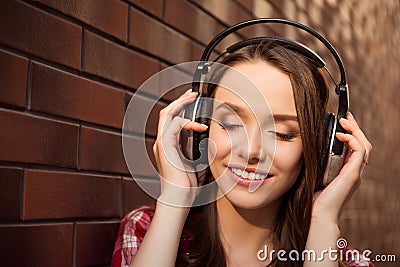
[249, 172, 255, 180]
[230, 168, 268, 180]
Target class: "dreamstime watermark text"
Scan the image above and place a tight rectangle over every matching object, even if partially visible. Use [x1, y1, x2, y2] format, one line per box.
[257, 238, 396, 263]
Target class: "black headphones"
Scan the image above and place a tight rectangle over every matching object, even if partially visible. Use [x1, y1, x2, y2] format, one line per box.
[180, 18, 349, 185]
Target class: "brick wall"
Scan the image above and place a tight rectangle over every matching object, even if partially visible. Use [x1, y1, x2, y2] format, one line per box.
[0, 0, 399, 266]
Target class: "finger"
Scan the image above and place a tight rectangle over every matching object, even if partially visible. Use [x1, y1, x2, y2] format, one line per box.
[159, 91, 198, 118]
[339, 117, 361, 136]
[340, 115, 372, 159]
[335, 132, 365, 162]
[158, 93, 199, 137]
[169, 93, 199, 118]
[158, 117, 208, 160]
[322, 132, 365, 209]
[346, 111, 359, 127]
[182, 121, 209, 132]
[158, 117, 207, 173]
[346, 112, 370, 149]
[335, 132, 366, 179]
[339, 118, 368, 149]
[163, 117, 208, 140]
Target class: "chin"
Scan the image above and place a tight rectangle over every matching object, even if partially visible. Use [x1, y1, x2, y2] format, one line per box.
[222, 184, 283, 210]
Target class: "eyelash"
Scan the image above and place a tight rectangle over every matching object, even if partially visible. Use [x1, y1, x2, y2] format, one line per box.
[218, 122, 243, 131]
[271, 131, 296, 141]
[219, 123, 296, 141]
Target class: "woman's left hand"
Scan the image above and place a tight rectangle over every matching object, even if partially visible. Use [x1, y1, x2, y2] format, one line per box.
[312, 111, 372, 224]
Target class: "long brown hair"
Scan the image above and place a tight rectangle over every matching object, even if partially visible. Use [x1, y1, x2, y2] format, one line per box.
[181, 40, 336, 267]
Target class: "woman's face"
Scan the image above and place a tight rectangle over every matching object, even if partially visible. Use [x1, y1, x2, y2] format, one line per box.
[208, 61, 303, 209]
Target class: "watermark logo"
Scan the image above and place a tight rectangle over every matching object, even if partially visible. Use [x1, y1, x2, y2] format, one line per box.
[257, 238, 396, 263]
[336, 238, 347, 249]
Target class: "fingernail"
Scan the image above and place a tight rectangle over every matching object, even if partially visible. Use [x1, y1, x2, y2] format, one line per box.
[347, 111, 354, 118]
[200, 123, 208, 129]
[184, 88, 193, 94]
[336, 132, 345, 136]
[340, 118, 351, 125]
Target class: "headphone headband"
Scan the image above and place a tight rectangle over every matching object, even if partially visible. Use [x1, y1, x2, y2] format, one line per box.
[198, 18, 346, 88]
[225, 36, 326, 68]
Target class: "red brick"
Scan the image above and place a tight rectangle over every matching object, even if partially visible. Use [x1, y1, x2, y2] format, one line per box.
[0, 109, 79, 168]
[129, 0, 164, 18]
[159, 84, 190, 103]
[124, 94, 159, 176]
[0, 0, 81, 69]
[0, 167, 22, 221]
[80, 126, 129, 174]
[23, 170, 120, 220]
[164, 0, 225, 45]
[237, 0, 253, 11]
[129, 8, 204, 63]
[145, 138, 157, 170]
[157, 63, 195, 102]
[74, 221, 120, 266]
[192, 0, 252, 26]
[266, 0, 288, 14]
[122, 135, 159, 178]
[35, 0, 128, 41]
[249, 1, 285, 22]
[123, 177, 157, 214]
[157, 63, 203, 103]
[124, 92, 167, 137]
[163, 0, 243, 54]
[0, 49, 28, 108]
[84, 31, 159, 93]
[190, 0, 267, 39]
[30, 62, 126, 128]
[138, 71, 161, 97]
[0, 223, 73, 267]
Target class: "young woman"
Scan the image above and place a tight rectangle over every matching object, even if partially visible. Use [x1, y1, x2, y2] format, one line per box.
[112, 40, 373, 267]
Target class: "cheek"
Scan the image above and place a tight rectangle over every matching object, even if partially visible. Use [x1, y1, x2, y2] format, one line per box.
[208, 122, 232, 162]
[274, 141, 303, 173]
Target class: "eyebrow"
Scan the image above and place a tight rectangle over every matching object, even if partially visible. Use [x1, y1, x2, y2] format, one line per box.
[215, 101, 245, 114]
[215, 102, 298, 122]
[273, 114, 298, 123]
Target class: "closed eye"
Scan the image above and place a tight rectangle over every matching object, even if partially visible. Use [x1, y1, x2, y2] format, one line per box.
[270, 131, 297, 141]
[218, 122, 243, 131]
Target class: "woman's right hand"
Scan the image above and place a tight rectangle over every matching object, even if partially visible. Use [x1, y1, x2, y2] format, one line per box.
[130, 90, 207, 267]
[153, 89, 208, 207]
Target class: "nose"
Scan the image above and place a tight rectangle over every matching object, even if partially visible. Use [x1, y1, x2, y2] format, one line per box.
[237, 125, 267, 164]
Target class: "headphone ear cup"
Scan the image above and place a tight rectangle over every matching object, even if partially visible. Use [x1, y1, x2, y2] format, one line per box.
[322, 112, 347, 185]
[193, 95, 211, 165]
[180, 94, 210, 166]
[323, 112, 336, 154]
[322, 112, 336, 185]
[180, 99, 196, 160]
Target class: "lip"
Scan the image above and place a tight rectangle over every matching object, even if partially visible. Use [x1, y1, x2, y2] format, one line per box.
[228, 164, 271, 176]
[226, 165, 272, 188]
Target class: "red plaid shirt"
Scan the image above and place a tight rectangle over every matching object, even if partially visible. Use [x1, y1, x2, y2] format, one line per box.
[111, 207, 155, 267]
[111, 206, 374, 267]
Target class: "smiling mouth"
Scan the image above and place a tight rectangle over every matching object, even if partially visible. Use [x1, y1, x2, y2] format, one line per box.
[229, 167, 273, 181]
